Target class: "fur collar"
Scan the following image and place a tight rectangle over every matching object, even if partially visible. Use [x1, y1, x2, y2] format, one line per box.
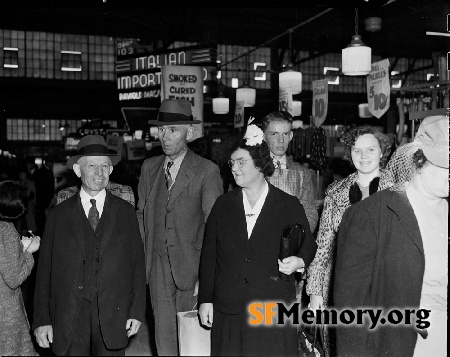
[349, 177, 380, 204]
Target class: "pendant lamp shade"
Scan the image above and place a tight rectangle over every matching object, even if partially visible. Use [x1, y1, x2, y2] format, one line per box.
[212, 97, 230, 114]
[358, 103, 371, 118]
[236, 82, 256, 107]
[292, 100, 302, 117]
[279, 64, 302, 94]
[342, 35, 371, 76]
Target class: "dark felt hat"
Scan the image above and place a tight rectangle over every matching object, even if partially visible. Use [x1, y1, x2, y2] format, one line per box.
[66, 135, 121, 169]
[148, 98, 201, 125]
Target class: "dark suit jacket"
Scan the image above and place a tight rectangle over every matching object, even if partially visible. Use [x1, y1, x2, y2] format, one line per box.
[198, 183, 317, 314]
[334, 189, 424, 357]
[33, 192, 146, 355]
[137, 149, 223, 289]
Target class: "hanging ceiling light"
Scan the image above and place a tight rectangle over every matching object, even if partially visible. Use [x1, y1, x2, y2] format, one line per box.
[292, 101, 302, 117]
[212, 81, 230, 114]
[236, 54, 256, 107]
[342, 8, 372, 76]
[279, 30, 302, 94]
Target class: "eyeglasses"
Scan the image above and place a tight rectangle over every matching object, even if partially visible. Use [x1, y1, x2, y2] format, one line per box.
[228, 158, 254, 168]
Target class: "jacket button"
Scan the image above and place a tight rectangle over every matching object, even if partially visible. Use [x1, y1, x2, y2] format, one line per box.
[246, 258, 251, 263]
[78, 285, 83, 290]
[244, 278, 248, 283]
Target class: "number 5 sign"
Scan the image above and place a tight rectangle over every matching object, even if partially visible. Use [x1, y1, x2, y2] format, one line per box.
[367, 58, 390, 118]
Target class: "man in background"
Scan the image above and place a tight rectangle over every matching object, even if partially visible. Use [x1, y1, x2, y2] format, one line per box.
[262, 111, 318, 233]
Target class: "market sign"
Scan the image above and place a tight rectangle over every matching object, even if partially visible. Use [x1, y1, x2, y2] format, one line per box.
[116, 42, 217, 103]
[312, 79, 328, 127]
[367, 59, 390, 118]
[278, 86, 293, 114]
[161, 65, 204, 140]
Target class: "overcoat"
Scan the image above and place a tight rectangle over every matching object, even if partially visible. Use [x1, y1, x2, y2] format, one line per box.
[33, 192, 146, 356]
[136, 148, 223, 289]
[334, 187, 427, 357]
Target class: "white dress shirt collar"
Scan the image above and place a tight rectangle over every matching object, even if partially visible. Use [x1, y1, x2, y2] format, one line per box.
[80, 187, 106, 218]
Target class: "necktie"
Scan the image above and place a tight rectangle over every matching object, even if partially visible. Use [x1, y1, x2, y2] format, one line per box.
[88, 199, 99, 231]
[276, 160, 283, 175]
[165, 161, 174, 190]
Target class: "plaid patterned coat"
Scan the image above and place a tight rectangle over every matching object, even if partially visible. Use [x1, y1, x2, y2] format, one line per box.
[266, 155, 318, 233]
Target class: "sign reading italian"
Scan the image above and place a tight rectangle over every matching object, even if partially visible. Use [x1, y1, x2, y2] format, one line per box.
[234, 102, 245, 129]
[278, 87, 293, 114]
[367, 58, 390, 118]
[160, 65, 204, 140]
[312, 79, 328, 127]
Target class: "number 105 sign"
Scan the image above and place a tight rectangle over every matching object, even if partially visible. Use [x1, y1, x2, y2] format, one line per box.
[367, 59, 390, 119]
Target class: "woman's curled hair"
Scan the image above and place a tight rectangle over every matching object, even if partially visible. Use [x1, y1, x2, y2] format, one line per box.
[0, 180, 27, 221]
[233, 138, 275, 177]
[341, 125, 392, 168]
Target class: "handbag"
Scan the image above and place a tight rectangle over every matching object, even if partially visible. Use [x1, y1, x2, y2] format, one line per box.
[298, 323, 325, 357]
[177, 309, 211, 356]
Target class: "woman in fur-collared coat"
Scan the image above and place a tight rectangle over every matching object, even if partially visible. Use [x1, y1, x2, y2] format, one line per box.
[305, 126, 394, 357]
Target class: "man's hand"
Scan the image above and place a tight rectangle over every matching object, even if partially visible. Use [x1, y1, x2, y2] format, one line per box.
[126, 319, 142, 338]
[199, 303, 213, 328]
[193, 280, 199, 297]
[34, 325, 53, 348]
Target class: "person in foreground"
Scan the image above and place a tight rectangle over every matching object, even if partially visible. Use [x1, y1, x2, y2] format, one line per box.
[306, 125, 393, 357]
[198, 119, 317, 356]
[33, 135, 146, 356]
[0, 180, 40, 356]
[262, 110, 318, 233]
[334, 115, 448, 357]
[137, 99, 223, 356]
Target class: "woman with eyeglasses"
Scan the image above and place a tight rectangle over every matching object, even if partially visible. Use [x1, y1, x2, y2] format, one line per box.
[198, 121, 317, 356]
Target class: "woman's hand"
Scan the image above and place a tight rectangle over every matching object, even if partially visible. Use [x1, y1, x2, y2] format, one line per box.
[278, 256, 305, 276]
[310, 294, 324, 312]
[199, 303, 213, 328]
[26, 236, 41, 254]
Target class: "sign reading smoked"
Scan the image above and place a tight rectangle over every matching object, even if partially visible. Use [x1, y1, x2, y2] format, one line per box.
[278, 87, 293, 114]
[367, 59, 390, 118]
[312, 79, 328, 127]
[234, 102, 245, 129]
[160, 65, 204, 140]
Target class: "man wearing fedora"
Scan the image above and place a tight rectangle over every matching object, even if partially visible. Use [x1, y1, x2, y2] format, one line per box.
[33, 135, 146, 356]
[137, 98, 223, 355]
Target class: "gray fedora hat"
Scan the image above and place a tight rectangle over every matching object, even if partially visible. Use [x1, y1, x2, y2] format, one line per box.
[148, 98, 201, 125]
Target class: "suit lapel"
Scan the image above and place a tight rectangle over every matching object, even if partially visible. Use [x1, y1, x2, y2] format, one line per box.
[387, 191, 424, 258]
[145, 156, 165, 205]
[100, 192, 118, 258]
[249, 183, 280, 242]
[231, 188, 251, 253]
[67, 194, 86, 258]
[167, 150, 197, 208]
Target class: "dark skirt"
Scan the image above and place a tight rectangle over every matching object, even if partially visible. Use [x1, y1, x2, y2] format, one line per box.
[211, 308, 298, 357]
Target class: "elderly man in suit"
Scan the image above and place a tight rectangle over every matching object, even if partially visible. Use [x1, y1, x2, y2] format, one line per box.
[137, 99, 223, 356]
[33, 135, 146, 356]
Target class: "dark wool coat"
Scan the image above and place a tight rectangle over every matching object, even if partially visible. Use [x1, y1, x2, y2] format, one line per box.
[33, 192, 146, 356]
[334, 187, 426, 357]
[199, 184, 317, 356]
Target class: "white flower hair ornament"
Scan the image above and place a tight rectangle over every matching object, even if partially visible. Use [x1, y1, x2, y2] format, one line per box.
[244, 117, 264, 146]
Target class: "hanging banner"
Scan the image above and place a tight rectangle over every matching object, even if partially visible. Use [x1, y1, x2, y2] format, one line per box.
[367, 58, 390, 118]
[312, 79, 328, 127]
[234, 101, 245, 129]
[161, 65, 204, 140]
[278, 86, 294, 115]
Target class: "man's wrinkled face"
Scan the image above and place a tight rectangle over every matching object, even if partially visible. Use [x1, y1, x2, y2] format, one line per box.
[158, 125, 193, 160]
[73, 156, 113, 197]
